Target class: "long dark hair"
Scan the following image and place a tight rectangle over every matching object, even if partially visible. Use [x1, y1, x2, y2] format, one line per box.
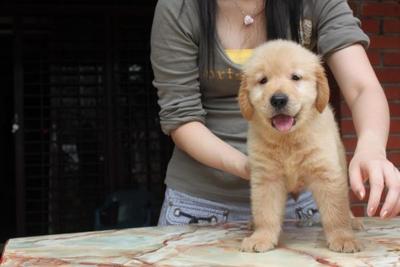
[197, 0, 303, 72]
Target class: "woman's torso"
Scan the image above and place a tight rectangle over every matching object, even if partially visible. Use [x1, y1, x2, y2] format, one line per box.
[152, 0, 368, 204]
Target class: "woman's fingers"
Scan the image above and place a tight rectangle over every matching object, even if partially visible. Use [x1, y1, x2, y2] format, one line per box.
[349, 161, 366, 200]
[382, 165, 400, 218]
[366, 163, 384, 216]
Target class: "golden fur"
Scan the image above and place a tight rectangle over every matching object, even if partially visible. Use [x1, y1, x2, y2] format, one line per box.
[238, 40, 362, 253]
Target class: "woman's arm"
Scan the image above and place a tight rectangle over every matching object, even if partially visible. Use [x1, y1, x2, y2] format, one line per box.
[327, 44, 400, 218]
[150, 0, 249, 181]
[171, 121, 250, 180]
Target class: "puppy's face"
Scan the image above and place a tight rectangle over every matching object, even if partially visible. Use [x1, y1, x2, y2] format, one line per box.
[238, 40, 329, 133]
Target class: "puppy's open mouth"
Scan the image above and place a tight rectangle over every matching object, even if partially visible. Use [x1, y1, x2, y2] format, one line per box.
[271, 114, 296, 133]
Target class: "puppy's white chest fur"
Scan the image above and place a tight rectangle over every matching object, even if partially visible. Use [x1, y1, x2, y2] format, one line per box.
[282, 156, 306, 193]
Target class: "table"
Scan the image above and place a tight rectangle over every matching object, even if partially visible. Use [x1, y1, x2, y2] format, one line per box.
[1, 218, 399, 266]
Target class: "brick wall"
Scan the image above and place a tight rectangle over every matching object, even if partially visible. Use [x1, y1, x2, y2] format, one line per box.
[343, 1, 400, 216]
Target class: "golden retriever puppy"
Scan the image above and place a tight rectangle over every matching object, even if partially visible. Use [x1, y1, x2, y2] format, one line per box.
[238, 40, 362, 253]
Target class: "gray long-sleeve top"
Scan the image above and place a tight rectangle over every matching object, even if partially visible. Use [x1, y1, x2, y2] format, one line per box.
[150, 0, 369, 204]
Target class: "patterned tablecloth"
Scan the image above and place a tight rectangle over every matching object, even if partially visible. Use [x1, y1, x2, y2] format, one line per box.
[1, 217, 399, 266]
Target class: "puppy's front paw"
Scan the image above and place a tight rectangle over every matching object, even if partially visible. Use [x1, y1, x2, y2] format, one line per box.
[328, 235, 363, 253]
[240, 235, 275, 253]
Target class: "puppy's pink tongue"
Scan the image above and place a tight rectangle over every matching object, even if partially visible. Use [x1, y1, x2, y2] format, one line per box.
[272, 115, 295, 132]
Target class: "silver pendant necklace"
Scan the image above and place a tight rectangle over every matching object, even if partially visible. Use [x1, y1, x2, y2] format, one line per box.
[233, 0, 266, 26]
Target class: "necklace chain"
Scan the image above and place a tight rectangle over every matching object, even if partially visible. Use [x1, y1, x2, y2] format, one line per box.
[233, 0, 266, 26]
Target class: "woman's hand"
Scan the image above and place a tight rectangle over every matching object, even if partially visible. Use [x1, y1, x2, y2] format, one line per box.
[171, 121, 250, 181]
[349, 148, 400, 218]
[225, 150, 250, 180]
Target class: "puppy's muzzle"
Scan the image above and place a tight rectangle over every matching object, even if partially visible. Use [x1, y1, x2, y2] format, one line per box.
[270, 93, 288, 110]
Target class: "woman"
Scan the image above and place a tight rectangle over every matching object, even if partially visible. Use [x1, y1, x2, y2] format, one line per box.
[151, 0, 400, 225]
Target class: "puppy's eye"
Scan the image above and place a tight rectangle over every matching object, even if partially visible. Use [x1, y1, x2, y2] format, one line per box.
[259, 77, 268, 84]
[291, 74, 302, 81]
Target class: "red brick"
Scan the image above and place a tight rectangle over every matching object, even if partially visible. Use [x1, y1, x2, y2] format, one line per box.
[348, 1, 359, 15]
[372, 204, 384, 217]
[384, 87, 400, 99]
[340, 119, 356, 134]
[351, 205, 365, 217]
[388, 135, 400, 150]
[375, 68, 400, 83]
[370, 36, 400, 49]
[387, 152, 400, 166]
[342, 136, 357, 150]
[342, 135, 400, 150]
[340, 102, 400, 117]
[384, 19, 400, 33]
[389, 119, 400, 133]
[367, 50, 381, 66]
[340, 102, 351, 118]
[349, 190, 358, 203]
[383, 52, 400, 66]
[361, 19, 380, 33]
[341, 102, 400, 118]
[388, 102, 400, 116]
[340, 118, 400, 134]
[363, 3, 400, 17]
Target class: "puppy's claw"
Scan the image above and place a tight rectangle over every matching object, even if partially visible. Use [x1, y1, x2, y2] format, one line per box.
[240, 235, 275, 253]
[328, 236, 363, 253]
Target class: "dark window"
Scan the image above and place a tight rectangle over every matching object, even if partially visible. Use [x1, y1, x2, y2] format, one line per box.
[1, 2, 173, 240]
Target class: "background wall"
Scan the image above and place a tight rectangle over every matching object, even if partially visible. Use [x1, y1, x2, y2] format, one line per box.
[345, 0, 400, 216]
[0, 1, 170, 245]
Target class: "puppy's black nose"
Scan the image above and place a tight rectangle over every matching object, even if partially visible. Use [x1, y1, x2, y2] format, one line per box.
[270, 93, 288, 109]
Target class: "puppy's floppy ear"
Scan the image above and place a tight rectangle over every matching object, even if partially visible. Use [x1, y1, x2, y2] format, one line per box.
[238, 74, 254, 120]
[315, 64, 330, 113]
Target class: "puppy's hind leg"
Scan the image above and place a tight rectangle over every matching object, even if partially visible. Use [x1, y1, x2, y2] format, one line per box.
[241, 178, 286, 253]
[308, 175, 363, 253]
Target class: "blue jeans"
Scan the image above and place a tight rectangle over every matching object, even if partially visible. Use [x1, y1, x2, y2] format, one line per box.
[158, 187, 320, 226]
